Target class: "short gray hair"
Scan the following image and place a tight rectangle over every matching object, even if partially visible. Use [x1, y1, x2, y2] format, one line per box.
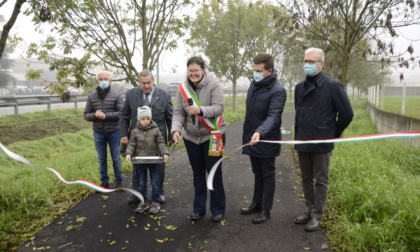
[96, 71, 112, 80]
[305, 48, 325, 62]
[139, 69, 155, 81]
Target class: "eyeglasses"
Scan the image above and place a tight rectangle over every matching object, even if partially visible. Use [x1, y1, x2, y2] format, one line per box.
[188, 69, 202, 74]
[303, 60, 321, 64]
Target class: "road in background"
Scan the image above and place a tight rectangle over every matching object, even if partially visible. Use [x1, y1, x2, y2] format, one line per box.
[0, 102, 87, 117]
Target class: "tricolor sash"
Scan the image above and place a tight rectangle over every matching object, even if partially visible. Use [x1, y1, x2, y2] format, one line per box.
[179, 82, 224, 156]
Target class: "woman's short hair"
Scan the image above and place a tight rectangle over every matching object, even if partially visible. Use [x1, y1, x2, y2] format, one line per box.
[187, 56, 206, 69]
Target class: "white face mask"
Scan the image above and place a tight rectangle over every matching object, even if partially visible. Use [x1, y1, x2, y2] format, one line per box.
[99, 80, 110, 89]
[253, 71, 265, 82]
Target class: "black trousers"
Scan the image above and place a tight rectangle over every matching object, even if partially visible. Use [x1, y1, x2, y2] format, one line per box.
[250, 156, 276, 211]
[183, 134, 226, 216]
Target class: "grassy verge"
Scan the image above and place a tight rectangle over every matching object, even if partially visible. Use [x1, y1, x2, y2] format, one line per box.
[0, 96, 250, 251]
[379, 96, 420, 119]
[325, 99, 420, 251]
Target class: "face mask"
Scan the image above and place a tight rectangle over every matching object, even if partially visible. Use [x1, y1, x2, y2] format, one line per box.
[99, 80, 110, 89]
[253, 71, 264, 82]
[303, 64, 317, 77]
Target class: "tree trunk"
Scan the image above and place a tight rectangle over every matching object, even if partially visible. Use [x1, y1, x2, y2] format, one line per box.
[232, 78, 237, 112]
[0, 0, 26, 60]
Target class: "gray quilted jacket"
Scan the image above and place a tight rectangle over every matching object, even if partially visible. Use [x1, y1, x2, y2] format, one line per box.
[84, 87, 124, 134]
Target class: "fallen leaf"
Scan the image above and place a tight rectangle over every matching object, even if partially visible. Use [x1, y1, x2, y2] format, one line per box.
[221, 220, 226, 226]
[76, 216, 87, 222]
[101, 195, 108, 201]
[321, 243, 329, 250]
[126, 224, 129, 229]
[144, 227, 149, 231]
[156, 239, 164, 243]
[303, 247, 311, 250]
[165, 225, 179, 231]
[98, 225, 102, 228]
[125, 241, 129, 244]
[121, 247, 127, 250]
[108, 240, 116, 246]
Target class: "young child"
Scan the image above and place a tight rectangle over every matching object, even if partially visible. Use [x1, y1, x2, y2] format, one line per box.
[125, 106, 169, 214]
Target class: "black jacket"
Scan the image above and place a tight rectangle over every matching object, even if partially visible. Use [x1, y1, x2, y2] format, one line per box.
[120, 86, 173, 143]
[242, 69, 287, 158]
[84, 87, 124, 134]
[294, 71, 354, 152]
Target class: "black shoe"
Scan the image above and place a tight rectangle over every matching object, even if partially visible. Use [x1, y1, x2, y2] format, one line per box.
[240, 202, 262, 215]
[191, 212, 204, 220]
[252, 210, 271, 224]
[212, 214, 224, 222]
[100, 182, 109, 188]
[128, 195, 140, 205]
[294, 213, 311, 224]
[160, 195, 166, 204]
[304, 217, 321, 231]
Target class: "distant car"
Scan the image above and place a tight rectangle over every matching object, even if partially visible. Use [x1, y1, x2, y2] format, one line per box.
[167, 82, 181, 96]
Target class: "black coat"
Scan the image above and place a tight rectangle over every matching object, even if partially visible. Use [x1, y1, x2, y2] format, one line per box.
[120, 86, 173, 143]
[84, 87, 123, 134]
[242, 69, 287, 158]
[294, 71, 354, 152]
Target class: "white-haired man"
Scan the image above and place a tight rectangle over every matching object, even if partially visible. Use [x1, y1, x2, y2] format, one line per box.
[294, 48, 353, 231]
[84, 71, 124, 189]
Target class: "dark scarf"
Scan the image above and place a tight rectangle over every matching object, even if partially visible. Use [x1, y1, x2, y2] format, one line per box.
[304, 71, 323, 87]
[97, 86, 110, 99]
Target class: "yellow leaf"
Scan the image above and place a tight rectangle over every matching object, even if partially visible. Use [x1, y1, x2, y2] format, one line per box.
[144, 227, 149, 231]
[221, 219, 226, 226]
[126, 224, 129, 229]
[108, 232, 112, 235]
[200, 246, 205, 250]
[108, 240, 116, 246]
[165, 225, 179, 231]
[243, 196, 247, 199]
[121, 247, 127, 250]
[103, 205, 106, 208]
[76, 216, 87, 222]
[156, 239, 164, 243]
[98, 225, 102, 228]
[101, 195, 108, 201]
[154, 228, 159, 231]
[303, 247, 311, 250]
[158, 221, 161, 226]
[125, 241, 129, 244]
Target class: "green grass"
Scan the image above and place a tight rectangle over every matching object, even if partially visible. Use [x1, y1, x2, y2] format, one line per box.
[325, 99, 420, 251]
[0, 108, 84, 127]
[379, 96, 420, 119]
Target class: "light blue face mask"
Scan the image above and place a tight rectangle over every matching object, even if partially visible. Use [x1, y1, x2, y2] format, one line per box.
[303, 64, 317, 77]
[253, 71, 265, 82]
[99, 80, 110, 89]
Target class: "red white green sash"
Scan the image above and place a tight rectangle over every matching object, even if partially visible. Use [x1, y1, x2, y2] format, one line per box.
[179, 82, 224, 156]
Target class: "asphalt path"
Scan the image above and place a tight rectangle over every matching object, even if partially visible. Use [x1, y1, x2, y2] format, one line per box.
[17, 109, 331, 252]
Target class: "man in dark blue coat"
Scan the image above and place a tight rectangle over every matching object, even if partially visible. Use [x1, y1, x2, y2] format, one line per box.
[120, 70, 173, 204]
[294, 48, 353, 231]
[241, 53, 287, 224]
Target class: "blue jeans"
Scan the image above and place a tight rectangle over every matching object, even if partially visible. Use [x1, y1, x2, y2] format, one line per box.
[93, 130, 122, 184]
[136, 164, 160, 204]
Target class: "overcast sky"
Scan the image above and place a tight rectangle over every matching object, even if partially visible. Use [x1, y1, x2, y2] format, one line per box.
[1, 1, 419, 85]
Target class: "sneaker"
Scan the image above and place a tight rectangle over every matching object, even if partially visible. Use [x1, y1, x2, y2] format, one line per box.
[136, 203, 149, 213]
[115, 182, 123, 192]
[160, 195, 166, 204]
[149, 203, 161, 214]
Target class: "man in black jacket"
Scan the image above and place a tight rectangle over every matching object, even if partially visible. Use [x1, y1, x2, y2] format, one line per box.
[240, 53, 287, 224]
[84, 71, 124, 189]
[294, 48, 354, 231]
[120, 70, 173, 205]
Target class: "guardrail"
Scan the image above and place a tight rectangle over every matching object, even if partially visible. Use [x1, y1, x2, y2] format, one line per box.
[0, 95, 88, 118]
[0, 89, 249, 118]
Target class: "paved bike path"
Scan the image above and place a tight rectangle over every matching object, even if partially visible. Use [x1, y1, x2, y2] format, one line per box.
[17, 110, 331, 251]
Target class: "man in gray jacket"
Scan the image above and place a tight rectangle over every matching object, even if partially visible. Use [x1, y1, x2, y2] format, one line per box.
[84, 71, 124, 189]
[120, 70, 173, 204]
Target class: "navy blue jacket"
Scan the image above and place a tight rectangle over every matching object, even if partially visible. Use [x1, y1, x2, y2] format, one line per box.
[294, 71, 354, 152]
[242, 70, 287, 158]
[120, 86, 173, 143]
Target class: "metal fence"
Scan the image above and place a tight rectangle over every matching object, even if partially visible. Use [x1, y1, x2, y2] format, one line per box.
[367, 85, 420, 114]
[0, 89, 249, 118]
